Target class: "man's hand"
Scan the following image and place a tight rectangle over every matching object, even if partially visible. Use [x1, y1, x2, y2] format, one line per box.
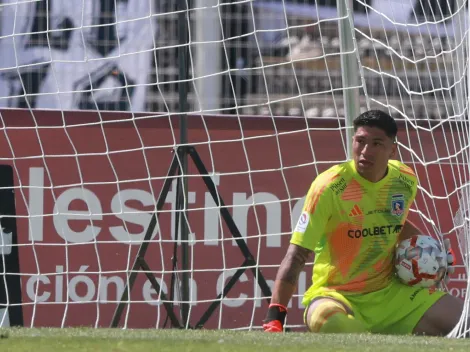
[443, 238, 455, 284]
[444, 238, 455, 266]
[263, 304, 287, 332]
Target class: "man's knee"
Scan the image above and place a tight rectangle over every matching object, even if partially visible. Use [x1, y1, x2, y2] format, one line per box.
[306, 298, 366, 333]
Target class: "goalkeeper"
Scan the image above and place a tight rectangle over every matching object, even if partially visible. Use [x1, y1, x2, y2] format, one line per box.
[263, 110, 462, 335]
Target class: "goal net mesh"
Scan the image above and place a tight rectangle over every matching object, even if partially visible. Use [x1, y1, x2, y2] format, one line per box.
[0, 0, 468, 334]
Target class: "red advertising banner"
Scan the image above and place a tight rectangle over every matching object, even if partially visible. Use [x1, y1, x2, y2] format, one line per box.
[0, 109, 466, 329]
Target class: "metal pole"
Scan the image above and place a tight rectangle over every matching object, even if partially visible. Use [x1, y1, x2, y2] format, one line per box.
[194, 0, 221, 111]
[177, 0, 190, 328]
[337, 0, 360, 159]
[453, 0, 466, 119]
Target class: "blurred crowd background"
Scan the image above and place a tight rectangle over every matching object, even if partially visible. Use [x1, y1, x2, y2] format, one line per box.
[153, 0, 465, 120]
[0, 0, 466, 120]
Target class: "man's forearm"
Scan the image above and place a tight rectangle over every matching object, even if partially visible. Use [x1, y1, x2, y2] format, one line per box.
[271, 279, 297, 307]
[270, 244, 311, 307]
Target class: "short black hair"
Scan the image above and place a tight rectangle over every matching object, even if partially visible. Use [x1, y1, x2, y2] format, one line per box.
[353, 110, 397, 140]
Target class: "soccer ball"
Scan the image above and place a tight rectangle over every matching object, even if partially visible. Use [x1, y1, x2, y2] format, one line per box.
[395, 234, 447, 288]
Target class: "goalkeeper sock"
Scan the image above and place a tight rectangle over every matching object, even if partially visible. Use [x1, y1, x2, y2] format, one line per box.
[307, 299, 367, 333]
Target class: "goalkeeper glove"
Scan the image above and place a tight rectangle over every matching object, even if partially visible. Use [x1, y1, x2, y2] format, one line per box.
[263, 303, 287, 332]
[443, 238, 455, 284]
[444, 238, 455, 266]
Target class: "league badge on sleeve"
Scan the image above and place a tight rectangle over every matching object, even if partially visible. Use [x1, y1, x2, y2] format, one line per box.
[294, 211, 309, 233]
[391, 194, 405, 217]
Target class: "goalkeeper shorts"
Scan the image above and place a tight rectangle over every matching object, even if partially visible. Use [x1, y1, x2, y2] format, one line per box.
[303, 277, 447, 335]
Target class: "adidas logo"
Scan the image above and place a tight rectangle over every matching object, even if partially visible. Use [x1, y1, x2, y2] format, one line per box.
[348, 204, 363, 217]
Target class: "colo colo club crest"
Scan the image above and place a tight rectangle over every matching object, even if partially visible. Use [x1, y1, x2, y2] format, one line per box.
[391, 194, 405, 217]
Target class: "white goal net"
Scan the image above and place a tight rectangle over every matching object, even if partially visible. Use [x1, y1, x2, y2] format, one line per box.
[0, 0, 469, 335]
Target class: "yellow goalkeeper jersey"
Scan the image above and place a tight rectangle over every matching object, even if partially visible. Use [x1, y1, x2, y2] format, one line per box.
[291, 160, 417, 302]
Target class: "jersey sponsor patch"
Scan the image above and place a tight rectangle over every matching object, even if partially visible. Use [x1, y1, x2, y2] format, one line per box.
[294, 211, 309, 233]
[391, 194, 405, 217]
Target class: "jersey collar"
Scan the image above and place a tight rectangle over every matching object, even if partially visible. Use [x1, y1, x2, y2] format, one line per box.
[348, 160, 392, 189]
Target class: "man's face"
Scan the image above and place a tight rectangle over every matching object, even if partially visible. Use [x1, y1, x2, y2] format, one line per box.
[352, 126, 397, 182]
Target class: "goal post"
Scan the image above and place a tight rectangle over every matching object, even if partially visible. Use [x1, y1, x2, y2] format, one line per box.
[0, 0, 469, 335]
[337, 0, 360, 158]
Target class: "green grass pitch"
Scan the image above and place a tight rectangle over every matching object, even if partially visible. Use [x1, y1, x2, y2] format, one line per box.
[0, 328, 469, 352]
